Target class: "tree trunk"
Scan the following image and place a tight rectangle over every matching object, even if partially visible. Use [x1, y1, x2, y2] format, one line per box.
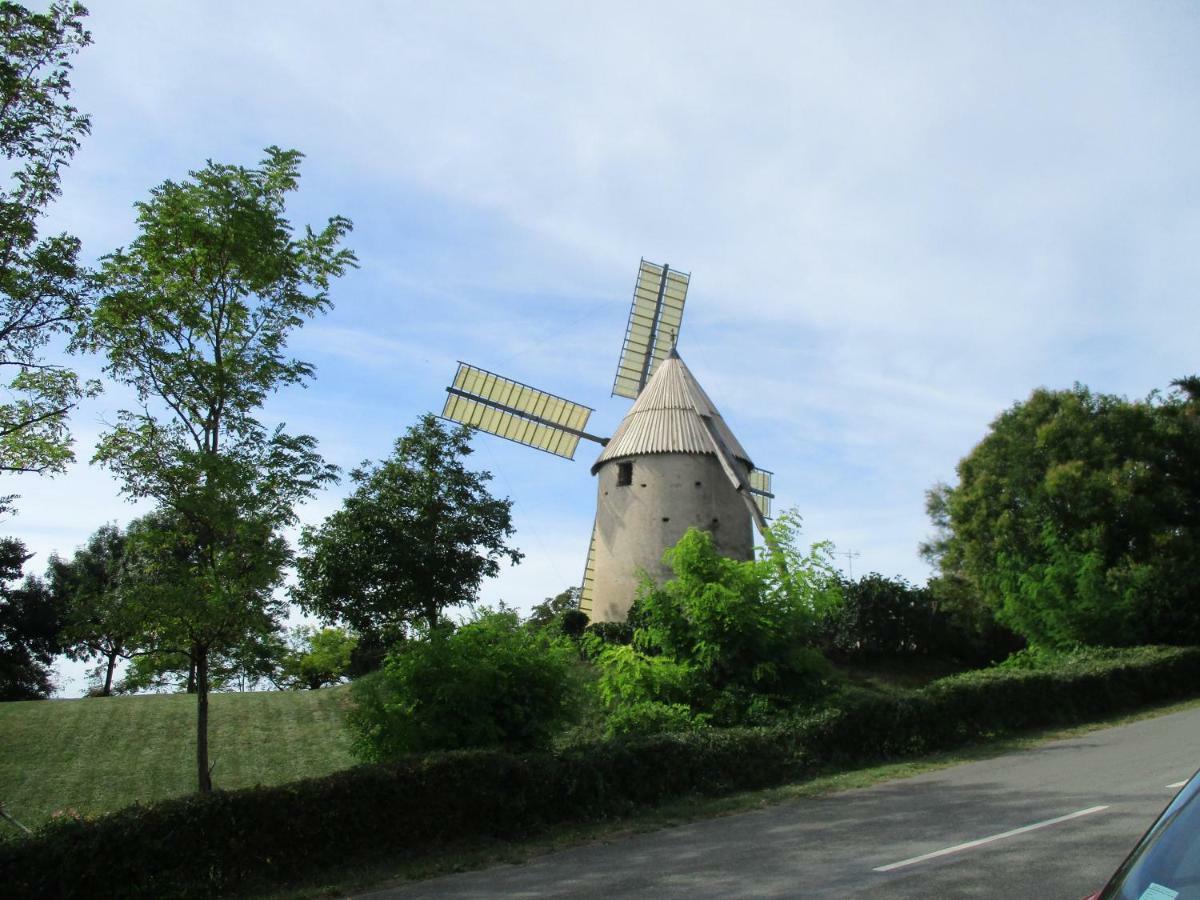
[102, 653, 116, 696]
[186, 656, 197, 693]
[195, 642, 212, 794]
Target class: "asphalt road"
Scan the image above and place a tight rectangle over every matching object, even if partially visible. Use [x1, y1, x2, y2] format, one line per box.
[358, 706, 1200, 899]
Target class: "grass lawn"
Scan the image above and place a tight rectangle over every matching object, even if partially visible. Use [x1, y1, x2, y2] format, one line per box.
[0, 685, 356, 831]
[0, 657, 952, 837]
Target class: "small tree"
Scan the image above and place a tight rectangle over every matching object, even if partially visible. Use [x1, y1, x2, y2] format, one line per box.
[118, 507, 290, 684]
[87, 147, 353, 791]
[0, 1, 97, 486]
[273, 625, 356, 690]
[0, 537, 61, 699]
[296, 414, 522, 645]
[47, 522, 141, 696]
[526, 585, 587, 637]
[347, 608, 577, 758]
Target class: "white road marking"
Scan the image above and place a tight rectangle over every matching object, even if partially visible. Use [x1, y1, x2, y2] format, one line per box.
[872, 806, 1110, 873]
[1167, 781, 1187, 789]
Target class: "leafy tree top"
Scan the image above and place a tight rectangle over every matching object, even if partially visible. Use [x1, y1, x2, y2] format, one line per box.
[89, 146, 354, 457]
[927, 377, 1200, 648]
[296, 414, 523, 637]
[87, 147, 353, 521]
[0, 1, 95, 481]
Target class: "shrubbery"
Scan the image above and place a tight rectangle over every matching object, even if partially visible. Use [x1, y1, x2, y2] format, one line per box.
[820, 572, 1021, 665]
[5, 645, 1198, 900]
[926, 379, 1200, 649]
[592, 517, 842, 731]
[347, 607, 579, 758]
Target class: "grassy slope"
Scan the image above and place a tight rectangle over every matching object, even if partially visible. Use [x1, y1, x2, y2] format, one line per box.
[0, 686, 356, 831]
[0, 657, 973, 836]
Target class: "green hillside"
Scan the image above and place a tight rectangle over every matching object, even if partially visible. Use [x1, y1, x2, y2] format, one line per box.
[0, 686, 356, 832]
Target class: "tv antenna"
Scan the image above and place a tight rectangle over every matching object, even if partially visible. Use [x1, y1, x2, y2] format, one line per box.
[837, 549, 862, 579]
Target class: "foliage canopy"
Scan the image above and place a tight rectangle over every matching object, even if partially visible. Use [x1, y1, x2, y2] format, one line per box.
[347, 607, 577, 758]
[296, 414, 522, 642]
[0, 1, 96, 485]
[926, 379, 1200, 648]
[594, 514, 842, 731]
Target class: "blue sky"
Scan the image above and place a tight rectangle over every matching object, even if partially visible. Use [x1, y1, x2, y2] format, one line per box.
[10, 1, 1200, 694]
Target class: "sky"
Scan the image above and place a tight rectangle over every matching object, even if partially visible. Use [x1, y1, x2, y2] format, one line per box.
[9, 1, 1199, 695]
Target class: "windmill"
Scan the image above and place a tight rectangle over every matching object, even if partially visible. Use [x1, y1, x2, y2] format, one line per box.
[440, 260, 775, 623]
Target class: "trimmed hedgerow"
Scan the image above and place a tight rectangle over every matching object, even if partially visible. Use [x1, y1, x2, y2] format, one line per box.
[4, 646, 1199, 899]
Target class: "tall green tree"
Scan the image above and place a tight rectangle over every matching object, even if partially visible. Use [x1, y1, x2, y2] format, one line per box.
[0, 537, 61, 699]
[87, 147, 353, 792]
[295, 414, 522, 646]
[927, 379, 1200, 648]
[47, 521, 141, 696]
[0, 2, 96, 487]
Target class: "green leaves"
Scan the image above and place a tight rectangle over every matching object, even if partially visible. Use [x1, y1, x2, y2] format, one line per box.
[90, 148, 356, 446]
[295, 414, 523, 641]
[594, 515, 841, 730]
[89, 145, 351, 526]
[0, 1, 93, 480]
[347, 608, 578, 758]
[932, 378, 1200, 648]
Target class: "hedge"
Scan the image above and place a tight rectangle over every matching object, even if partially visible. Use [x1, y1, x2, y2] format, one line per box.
[4, 645, 1199, 899]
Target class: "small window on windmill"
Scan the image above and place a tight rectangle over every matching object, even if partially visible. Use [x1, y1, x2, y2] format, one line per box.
[617, 461, 633, 486]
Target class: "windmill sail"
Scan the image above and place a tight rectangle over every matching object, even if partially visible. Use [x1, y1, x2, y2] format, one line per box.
[579, 519, 598, 617]
[442, 362, 601, 460]
[748, 467, 774, 518]
[612, 259, 689, 399]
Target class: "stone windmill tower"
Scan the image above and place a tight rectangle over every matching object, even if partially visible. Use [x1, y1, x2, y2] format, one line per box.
[440, 260, 774, 622]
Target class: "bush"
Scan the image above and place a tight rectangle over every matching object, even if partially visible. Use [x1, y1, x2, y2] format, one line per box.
[604, 700, 707, 736]
[581, 619, 634, 651]
[592, 644, 708, 735]
[596, 520, 841, 728]
[347, 608, 579, 759]
[821, 572, 1022, 665]
[5, 645, 1198, 899]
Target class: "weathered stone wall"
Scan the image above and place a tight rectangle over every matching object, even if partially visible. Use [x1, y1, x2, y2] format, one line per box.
[589, 452, 754, 622]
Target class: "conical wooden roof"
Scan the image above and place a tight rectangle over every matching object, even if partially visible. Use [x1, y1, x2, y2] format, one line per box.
[591, 350, 753, 473]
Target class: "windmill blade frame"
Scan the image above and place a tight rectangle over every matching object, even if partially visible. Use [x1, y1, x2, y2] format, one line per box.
[441, 362, 605, 460]
[612, 259, 689, 400]
[748, 467, 775, 519]
[579, 518, 598, 618]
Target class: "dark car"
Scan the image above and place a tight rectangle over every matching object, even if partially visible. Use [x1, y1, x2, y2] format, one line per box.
[1088, 767, 1200, 899]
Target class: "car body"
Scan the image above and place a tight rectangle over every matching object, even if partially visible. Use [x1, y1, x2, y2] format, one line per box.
[1088, 766, 1200, 899]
